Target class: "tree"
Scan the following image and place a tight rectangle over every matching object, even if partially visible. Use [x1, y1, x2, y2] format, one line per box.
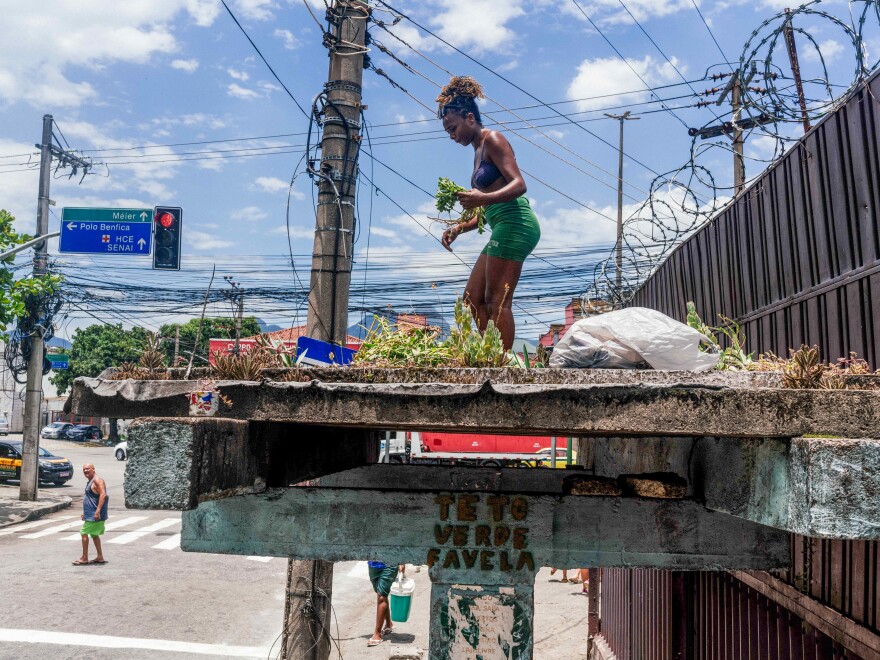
[159, 316, 262, 365]
[0, 209, 62, 330]
[50, 324, 149, 395]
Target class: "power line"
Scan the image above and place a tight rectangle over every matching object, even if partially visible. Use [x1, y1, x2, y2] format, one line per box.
[219, 0, 310, 120]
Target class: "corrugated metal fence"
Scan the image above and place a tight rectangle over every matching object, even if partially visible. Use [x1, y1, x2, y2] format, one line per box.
[630, 72, 880, 366]
[597, 72, 880, 660]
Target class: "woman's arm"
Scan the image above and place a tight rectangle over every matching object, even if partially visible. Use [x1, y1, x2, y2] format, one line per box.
[457, 131, 526, 209]
[441, 214, 481, 251]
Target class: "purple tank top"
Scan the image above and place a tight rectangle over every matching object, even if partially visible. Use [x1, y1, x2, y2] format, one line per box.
[472, 143, 504, 189]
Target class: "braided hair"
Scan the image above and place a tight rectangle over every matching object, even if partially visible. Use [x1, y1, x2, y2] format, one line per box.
[437, 76, 485, 124]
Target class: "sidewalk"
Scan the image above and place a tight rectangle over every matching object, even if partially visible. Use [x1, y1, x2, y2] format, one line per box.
[0, 487, 72, 528]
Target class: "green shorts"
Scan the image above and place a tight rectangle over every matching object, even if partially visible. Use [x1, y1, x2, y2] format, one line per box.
[80, 520, 105, 537]
[368, 565, 398, 596]
[481, 196, 541, 262]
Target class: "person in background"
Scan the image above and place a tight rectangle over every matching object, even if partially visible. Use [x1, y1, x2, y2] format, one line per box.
[367, 561, 405, 646]
[438, 75, 541, 350]
[73, 463, 108, 565]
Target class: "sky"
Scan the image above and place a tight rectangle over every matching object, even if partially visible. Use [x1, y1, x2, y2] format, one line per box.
[0, 0, 871, 342]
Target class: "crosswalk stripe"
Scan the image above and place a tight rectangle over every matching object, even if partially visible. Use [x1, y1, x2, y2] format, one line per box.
[61, 516, 150, 541]
[245, 556, 273, 562]
[152, 533, 180, 550]
[108, 518, 179, 545]
[0, 515, 76, 536]
[22, 520, 83, 539]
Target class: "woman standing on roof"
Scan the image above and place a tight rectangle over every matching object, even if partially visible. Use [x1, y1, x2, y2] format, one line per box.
[439, 76, 540, 350]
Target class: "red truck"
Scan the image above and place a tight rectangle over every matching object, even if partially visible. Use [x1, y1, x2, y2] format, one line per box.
[379, 431, 571, 468]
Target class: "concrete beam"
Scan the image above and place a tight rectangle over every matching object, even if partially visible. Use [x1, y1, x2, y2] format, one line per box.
[124, 418, 378, 510]
[72, 376, 880, 438]
[180, 487, 790, 570]
[580, 435, 880, 539]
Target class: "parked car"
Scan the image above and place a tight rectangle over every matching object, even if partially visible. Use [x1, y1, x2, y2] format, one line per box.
[115, 441, 128, 461]
[0, 417, 8, 435]
[65, 424, 103, 442]
[0, 441, 74, 485]
[41, 422, 73, 439]
[524, 447, 576, 468]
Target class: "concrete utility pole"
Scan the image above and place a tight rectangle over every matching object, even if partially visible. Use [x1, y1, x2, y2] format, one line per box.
[288, 2, 369, 658]
[605, 111, 639, 299]
[305, 0, 368, 344]
[173, 326, 180, 365]
[19, 115, 53, 501]
[783, 8, 811, 134]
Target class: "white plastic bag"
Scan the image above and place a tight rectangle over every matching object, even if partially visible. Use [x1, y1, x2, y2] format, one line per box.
[548, 307, 719, 371]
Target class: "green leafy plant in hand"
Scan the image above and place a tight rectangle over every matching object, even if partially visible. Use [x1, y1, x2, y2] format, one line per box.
[433, 177, 486, 234]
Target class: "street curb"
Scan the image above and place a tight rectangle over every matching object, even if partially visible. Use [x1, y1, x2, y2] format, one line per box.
[0, 495, 73, 528]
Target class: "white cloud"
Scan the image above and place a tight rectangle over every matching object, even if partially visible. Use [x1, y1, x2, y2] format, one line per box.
[0, 3, 218, 109]
[187, 229, 233, 250]
[235, 0, 276, 21]
[803, 39, 845, 63]
[552, 0, 696, 26]
[235, 206, 268, 222]
[227, 83, 261, 100]
[431, 0, 526, 52]
[171, 59, 199, 73]
[227, 68, 250, 81]
[567, 55, 682, 111]
[270, 224, 314, 239]
[274, 29, 300, 50]
[253, 176, 305, 200]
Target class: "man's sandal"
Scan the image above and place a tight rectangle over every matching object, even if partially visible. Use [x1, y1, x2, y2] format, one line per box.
[367, 638, 384, 647]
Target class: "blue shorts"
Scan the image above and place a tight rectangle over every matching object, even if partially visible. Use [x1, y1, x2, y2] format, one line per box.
[368, 565, 398, 596]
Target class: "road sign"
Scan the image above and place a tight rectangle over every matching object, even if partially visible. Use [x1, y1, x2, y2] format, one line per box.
[59, 207, 152, 255]
[296, 337, 357, 366]
[47, 354, 68, 370]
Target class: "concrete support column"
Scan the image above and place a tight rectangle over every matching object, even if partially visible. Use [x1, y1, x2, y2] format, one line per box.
[429, 568, 536, 660]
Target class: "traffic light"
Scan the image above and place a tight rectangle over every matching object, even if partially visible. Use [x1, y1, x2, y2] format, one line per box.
[152, 206, 182, 270]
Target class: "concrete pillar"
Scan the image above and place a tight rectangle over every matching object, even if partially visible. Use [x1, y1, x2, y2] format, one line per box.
[429, 567, 536, 660]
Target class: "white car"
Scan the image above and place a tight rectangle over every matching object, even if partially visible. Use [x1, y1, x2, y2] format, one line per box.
[115, 441, 128, 461]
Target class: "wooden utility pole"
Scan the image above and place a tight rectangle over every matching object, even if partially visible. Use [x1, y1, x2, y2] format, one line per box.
[288, 2, 369, 658]
[305, 0, 368, 343]
[783, 8, 811, 133]
[731, 74, 745, 194]
[605, 111, 639, 299]
[19, 115, 53, 501]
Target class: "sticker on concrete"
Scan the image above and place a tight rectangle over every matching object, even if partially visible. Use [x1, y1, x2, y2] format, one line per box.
[443, 587, 531, 659]
[189, 391, 218, 416]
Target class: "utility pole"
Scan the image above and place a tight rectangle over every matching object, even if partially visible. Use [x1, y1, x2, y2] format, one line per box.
[20, 115, 91, 501]
[605, 111, 639, 300]
[19, 115, 53, 502]
[305, 0, 368, 344]
[783, 8, 811, 133]
[286, 2, 369, 659]
[731, 74, 745, 193]
[173, 326, 180, 366]
[18, 115, 52, 502]
[224, 276, 243, 355]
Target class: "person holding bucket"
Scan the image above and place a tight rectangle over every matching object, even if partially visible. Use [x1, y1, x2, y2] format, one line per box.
[367, 561, 406, 647]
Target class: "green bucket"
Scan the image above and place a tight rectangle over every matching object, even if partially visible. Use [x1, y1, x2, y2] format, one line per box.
[389, 574, 414, 622]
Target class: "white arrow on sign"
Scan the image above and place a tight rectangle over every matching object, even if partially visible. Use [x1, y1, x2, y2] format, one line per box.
[137, 238, 146, 250]
[66, 222, 77, 230]
[140, 212, 148, 221]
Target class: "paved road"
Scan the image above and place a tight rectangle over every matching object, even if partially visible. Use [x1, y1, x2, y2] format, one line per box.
[0, 440, 587, 658]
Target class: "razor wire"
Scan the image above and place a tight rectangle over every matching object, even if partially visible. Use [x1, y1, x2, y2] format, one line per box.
[585, 0, 880, 309]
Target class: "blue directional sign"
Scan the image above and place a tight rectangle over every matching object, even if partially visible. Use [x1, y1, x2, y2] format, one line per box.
[59, 207, 152, 256]
[296, 336, 357, 366]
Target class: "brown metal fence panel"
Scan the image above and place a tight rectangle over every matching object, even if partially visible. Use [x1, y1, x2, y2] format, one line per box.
[597, 568, 871, 659]
[631, 73, 880, 367]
